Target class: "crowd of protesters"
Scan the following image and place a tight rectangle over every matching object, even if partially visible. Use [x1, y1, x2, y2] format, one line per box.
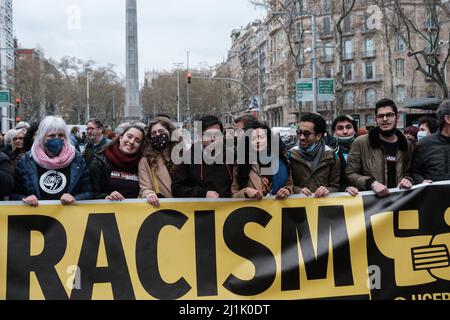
[1, 97, 450, 206]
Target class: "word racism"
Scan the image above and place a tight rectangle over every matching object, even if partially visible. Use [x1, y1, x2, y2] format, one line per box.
[0, 183, 449, 300]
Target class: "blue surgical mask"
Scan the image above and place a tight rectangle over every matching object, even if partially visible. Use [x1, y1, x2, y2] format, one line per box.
[45, 139, 65, 156]
[417, 131, 427, 141]
[301, 141, 320, 153]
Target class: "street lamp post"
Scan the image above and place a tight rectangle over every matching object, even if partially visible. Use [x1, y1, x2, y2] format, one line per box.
[173, 62, 184, 123]
[85, 67, 91, 122]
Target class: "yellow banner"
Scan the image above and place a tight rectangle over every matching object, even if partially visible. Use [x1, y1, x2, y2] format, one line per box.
[0, 196, 370, 300]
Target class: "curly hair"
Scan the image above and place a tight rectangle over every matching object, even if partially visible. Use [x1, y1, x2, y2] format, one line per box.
[143, 117, 180, 170]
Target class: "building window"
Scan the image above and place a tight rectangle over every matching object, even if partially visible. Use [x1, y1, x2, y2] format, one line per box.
[323, 41, 333, 59]
[323, 65, 333, 78]
[395, 86, 406, 103]
[364, 38, 375, 56]
[344, 39, 353, 59]
[364, 61, 374, 80]
[322, 17, 332, 36]
[365, 88, 377, 106]
[344, 63, 354, 81]
[344, 90, 355, 107]
[396, 34, 406, 52]
[343, 15, 352, 33]
[366, 114, 375, 125]
[322, 0, 332, 13]
[396, 59, 405, 78]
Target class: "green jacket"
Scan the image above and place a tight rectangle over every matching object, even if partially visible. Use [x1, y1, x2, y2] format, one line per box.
[289, 144, 340, 194]
[345, 128, 413, 190]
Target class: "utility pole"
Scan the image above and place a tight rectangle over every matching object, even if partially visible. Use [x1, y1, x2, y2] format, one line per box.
[112, 90, 116, 130]
[186, 51, 191, 128]
[312, 13, 318, 114]
[173, 62, 183, 123]
[85, 67, 91, 122]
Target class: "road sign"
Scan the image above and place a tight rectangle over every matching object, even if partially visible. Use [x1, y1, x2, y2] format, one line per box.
[318, 78, 335, 102]
[296, 78, 313, 102]
[0, 90, 10, 108]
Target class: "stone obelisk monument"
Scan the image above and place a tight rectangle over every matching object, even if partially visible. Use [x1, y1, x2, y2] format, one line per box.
[125, 0, 141, 121]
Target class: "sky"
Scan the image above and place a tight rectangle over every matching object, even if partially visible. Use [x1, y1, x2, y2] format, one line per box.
[13, 0, 266, 80]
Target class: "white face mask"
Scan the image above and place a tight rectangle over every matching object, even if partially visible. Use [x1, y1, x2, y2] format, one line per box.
[417, 131, 427, 141]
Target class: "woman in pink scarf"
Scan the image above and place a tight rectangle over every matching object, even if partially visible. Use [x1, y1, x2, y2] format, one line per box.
[11, 116, 93, 206]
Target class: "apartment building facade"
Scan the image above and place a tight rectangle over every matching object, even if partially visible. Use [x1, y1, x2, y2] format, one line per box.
[221, 0, 450, 129]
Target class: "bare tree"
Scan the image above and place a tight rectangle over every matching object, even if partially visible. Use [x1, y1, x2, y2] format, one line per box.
[381, 0, 450, 98]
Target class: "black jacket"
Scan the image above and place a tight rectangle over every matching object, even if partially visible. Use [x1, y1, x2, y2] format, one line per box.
[171, 143, 234, 198]
[411, 132, 450, 183]
[0, 151, 14, 199]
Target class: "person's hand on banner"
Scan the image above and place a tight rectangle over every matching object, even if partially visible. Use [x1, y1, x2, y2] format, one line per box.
[106, 191, 125, 201]
[398, 178, 413, 189]
[60, 193, 76, 205]
[275, 187, 291, 199]
[345, 186, 359, 197]
[146, 193, 160, 208]
[314, 186, 330, 198]
[300, 187, 313, 197]
[245, 188, 263, 200]
[371, 181, 390, 197]
[206, 191, 220, 199]
[22, 195, 39, 207]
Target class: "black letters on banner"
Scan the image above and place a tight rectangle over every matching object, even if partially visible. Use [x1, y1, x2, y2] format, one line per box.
[281, 206, 353, 291]
[70, 213, 135, 300]
[7, 215, 68, 300]
[136, 210, 191, 300]
[222, 207, 276, 296]
[194, 210, 218, 297]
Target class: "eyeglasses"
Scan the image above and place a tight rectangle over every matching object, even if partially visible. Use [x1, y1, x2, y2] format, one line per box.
[376, 112, 396, 120]
[297, 130, 315, 138]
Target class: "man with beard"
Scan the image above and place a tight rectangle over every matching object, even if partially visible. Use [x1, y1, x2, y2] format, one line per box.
[172, 115, 234, 198]
[346, 98, 414, 197]
[329, 115, 359, 196]
[290, 113, 340, 198]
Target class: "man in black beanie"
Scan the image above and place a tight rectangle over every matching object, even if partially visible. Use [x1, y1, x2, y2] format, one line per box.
[172, 115, 233, 198]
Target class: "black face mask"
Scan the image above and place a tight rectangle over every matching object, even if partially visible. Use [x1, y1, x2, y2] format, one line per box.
[379, 127, 397, 138]
[151, 133, 170, 151]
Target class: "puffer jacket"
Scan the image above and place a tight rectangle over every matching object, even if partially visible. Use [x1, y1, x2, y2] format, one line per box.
[11, 151, 93, 201]
[346, 128, 413, 190]
[411, 131, 450, 183]
[0, 151, 14, 199]
[289, 144, 340, 194]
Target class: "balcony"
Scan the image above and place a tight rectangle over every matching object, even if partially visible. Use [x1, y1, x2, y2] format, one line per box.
[361, 49, 377, 58]
[319, 28, 333, 39]
[344, 74, 384, 84]
[319, 54, 334, 63]
[342, 52, 354, 60]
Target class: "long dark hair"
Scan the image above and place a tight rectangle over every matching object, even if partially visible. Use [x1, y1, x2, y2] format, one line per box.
[143, 117, 180, 169]
[236, 123, 288, 189]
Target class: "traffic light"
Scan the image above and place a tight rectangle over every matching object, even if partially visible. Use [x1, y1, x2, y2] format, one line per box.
[15, 98, 20, 109]
[187, 73, 192, 84]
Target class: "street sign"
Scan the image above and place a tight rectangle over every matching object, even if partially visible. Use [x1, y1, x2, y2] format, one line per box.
[0, 90, 10, 108]
[318, 78, 335, 102]
[296, 78, 313, 102]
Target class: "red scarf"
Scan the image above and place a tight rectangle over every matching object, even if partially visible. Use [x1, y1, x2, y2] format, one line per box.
[105, 143, 140, 170]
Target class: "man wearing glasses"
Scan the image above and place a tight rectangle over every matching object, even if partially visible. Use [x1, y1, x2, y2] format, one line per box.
[289, 113, 340, 198]
[84, 119, 110, 167]
[346, 98, 414, 197]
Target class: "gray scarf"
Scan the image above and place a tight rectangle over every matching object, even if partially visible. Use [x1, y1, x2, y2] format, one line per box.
[297, 139, 325, 172]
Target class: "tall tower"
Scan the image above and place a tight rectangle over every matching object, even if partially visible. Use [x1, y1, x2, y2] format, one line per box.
[125, 0, 141, 121]
[0, 0, 14, 89]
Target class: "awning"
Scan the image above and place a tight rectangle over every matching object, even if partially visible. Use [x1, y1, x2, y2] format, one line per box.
[402, 97, 442, 110]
